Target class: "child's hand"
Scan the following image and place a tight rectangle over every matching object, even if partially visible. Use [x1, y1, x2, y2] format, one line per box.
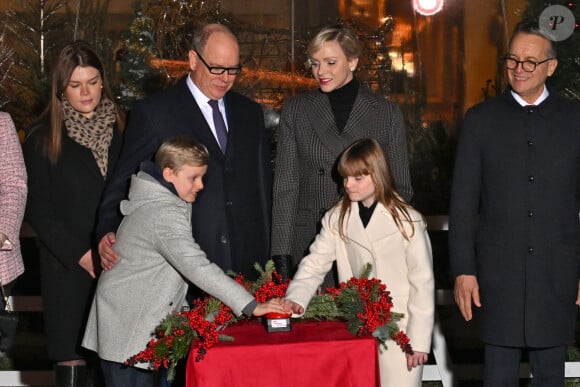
[406, 351, 428, 370]
[252, 298, 289, 317]
[281, 299, 304, 315]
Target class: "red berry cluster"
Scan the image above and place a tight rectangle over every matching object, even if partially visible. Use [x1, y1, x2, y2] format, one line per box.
[328, 276, 413, 355]
[186, 298, 235, 361]
[126, 269, 290, 371]
[125, 337, 166, 369]
[253, 271, 289, 303]
[392, 330, 413, 355]
[125, 297, 237, 369]
[353, 278, 393, 334]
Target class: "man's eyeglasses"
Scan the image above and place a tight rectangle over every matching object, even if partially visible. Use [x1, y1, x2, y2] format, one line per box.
[503, 57, 554, 72]
[194, 50, 242, 75]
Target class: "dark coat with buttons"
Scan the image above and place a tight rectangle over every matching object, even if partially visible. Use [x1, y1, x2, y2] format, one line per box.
[23, 122, 122, 360]
[97, 76, 272, 280]
[449, 89, 580, 347]
[271, 84, 413, 268]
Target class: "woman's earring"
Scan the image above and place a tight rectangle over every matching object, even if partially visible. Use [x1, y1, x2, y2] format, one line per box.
[350, 67, 355, 72]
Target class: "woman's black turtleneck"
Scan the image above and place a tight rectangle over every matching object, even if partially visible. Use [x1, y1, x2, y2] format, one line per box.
[323, 77, 359, 133]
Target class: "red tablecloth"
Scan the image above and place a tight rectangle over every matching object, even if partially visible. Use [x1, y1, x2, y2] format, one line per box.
[186, 320, 379, 387]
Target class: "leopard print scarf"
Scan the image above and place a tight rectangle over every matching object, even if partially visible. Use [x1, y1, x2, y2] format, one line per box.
[63, 97, 116, 178]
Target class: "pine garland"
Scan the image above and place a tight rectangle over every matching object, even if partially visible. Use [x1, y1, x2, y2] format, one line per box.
[127, 261, 413, 381]
[302, 293, 342, 320]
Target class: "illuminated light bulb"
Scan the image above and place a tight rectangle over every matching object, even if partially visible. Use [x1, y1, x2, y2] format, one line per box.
[413, 0, 444, 16]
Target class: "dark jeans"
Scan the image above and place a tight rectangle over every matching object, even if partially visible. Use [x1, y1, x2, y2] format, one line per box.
[484, 343, 566, 387]
[158, 367, 171, 387]
[100, 359, 154, 387]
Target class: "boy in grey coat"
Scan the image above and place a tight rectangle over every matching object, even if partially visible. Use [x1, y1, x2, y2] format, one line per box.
[82, 137, 284, 386]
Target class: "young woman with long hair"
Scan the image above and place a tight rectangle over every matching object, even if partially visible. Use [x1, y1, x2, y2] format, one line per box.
[23, 41, 125, 386]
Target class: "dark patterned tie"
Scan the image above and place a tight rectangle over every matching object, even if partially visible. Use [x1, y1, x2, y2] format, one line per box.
[208, 99, 228, 152]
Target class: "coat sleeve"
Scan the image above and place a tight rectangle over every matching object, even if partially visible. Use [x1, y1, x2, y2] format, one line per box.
[384, 102, 413, 203]
[254, 102, 272, 253]
[0, 113, 27, 244]
[153, 205, 254, 316]
[404, 218, 435, 353]
[96, 101, 160, 240]
[285, 211, 338, 313]
[0, 113, 27, 282]
[448, 107, 482, 278]
[271, 98, 301, 257]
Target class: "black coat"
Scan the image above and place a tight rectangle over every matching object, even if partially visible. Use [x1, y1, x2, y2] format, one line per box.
[23, 123, 122, 360]
[97, 77, 272, 279]
[449, 90, 580, 347]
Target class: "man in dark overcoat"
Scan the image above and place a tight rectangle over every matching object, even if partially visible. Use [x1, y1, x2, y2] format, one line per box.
[96, 23, 271, 281]
[449, 21, 580, 386]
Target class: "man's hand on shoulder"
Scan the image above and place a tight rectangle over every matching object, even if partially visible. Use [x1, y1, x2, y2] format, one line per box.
[454, 274, 481, 321]
[99, 232, 118, 270]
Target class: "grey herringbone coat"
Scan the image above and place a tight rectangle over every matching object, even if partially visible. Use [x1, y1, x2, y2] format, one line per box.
[271, 84, 412, 269]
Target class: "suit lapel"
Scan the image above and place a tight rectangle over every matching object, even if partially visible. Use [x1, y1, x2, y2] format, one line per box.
[221, 93, 239, 159]
[304, 85, 377, 159]
[345, 202, 374, 252]
[365, 203, 400, 242]
[305, 91, 347, 158]
[175, 79, 225, 158]
[342, 86, 376, 137]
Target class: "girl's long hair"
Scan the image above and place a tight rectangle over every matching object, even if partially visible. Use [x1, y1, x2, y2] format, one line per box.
[37, 41, 125, 162]
[336, 138, 416, 240]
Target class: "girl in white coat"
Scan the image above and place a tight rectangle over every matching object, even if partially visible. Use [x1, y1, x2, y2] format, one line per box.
[283, 138, 434, 387]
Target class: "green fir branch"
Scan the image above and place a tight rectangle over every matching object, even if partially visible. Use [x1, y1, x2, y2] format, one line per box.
[357, 262, 373, 279]
[158, 313, 188, 336]
[205, 296, 224, 316]
[217, 334, 235, 342]
[335, 287, 365, 313]
[245, 260, 278, 294]
[302, 294, 342, 320]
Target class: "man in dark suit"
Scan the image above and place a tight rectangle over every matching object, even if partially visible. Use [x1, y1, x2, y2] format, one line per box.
[97, 23, 271, 281]
[449, 21, 580, 386]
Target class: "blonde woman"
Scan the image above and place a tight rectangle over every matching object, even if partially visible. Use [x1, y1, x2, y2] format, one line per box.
[271, 25, 412, 285]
